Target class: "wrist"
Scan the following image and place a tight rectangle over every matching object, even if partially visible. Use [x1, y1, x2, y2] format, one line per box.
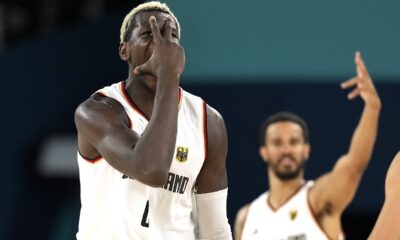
[365, 99, 382, 112]
[156, 71, 180, 89]
[157, 67, 182, 79]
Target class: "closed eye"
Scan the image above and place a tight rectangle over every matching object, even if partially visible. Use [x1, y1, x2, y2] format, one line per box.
[290, 138, 304, 147]
[142, 31, 153, 37]
[271, 139, 282, 147]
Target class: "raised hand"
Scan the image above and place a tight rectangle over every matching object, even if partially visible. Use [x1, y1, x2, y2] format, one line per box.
[134, 16, 185, 80]
[340, 52, 381, 109]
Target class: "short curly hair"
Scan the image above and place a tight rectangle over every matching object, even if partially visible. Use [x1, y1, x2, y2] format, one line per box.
[120, 1, 181, 43]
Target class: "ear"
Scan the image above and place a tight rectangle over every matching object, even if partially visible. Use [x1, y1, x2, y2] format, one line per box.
[303, 143, 311, 160]
[119, 42, 130, 62]
[259, 146, 269, 163]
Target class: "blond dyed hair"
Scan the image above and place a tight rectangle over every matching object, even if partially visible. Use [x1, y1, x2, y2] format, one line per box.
[120, 1, 181, 43]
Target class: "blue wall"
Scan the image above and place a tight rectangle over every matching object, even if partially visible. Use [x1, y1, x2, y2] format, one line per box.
[168, 0, 400, 80]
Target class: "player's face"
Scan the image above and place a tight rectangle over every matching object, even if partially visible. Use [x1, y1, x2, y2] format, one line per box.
[259, 121, 310, 181]
[120, 11, 179, 91]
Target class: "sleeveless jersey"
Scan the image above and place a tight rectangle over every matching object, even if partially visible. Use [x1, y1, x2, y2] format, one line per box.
[242, 181, 343, 240]
[76, 81, 207, 240]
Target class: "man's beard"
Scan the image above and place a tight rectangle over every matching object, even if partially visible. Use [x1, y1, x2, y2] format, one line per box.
[269, 154, 306, 181]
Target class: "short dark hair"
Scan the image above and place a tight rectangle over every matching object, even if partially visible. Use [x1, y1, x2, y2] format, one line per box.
[259, 111, 309, 145]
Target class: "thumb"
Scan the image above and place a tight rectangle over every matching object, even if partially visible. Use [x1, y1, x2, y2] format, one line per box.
[134, 62, 151, 75]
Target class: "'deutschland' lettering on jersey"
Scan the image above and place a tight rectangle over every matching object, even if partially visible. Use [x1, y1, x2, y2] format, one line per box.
[122, 172, 189, 194]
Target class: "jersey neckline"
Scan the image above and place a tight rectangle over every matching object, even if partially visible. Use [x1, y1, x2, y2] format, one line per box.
[120, 81, 183, 121]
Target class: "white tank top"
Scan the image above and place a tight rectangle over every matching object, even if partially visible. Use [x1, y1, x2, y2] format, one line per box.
[242, 181, 343, 240]
[76, 82, 206, 240]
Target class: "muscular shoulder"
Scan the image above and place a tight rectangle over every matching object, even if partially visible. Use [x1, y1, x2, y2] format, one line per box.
[195, 104, 228, 193]
[206, 105, 226, 135]
[206, 105, 227, 153]
[385, 152, 400, 200]
[75, 93, 130, 137]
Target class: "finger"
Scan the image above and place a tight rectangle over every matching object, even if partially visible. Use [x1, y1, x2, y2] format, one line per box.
[355, 51, 370, 78]
[149, 16, 162, 43]
[134, 63, 151, 75]
[164, 17, 173, 39]
[347, 88, 360, 100]
[341, 77, 358, 89]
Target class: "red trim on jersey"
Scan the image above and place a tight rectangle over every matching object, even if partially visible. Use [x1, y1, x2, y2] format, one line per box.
[120, 82, 183, 122]
[202, 101, 208, 161]
[120, 81, 149, 121]
[267, 182, 307, 212]
[306, 187, 342, 240]
[127, 114, 133, 129]
[178, 87, 183, 109]
[78, 151, 103, 163]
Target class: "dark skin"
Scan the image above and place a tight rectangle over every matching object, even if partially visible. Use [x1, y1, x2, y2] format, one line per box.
[74, 11, 228, 193]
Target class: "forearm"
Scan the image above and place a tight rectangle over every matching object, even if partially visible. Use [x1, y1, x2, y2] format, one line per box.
[131, 79, 179, 185]
[142, 79, 179, 155]
[347, 103, 380, 171]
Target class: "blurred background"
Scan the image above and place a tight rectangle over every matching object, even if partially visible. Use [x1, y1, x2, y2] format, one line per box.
[0, 0, 399, 239]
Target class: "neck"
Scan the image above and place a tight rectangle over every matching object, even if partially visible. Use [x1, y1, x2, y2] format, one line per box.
[267, 170, 305, 209]
[125, 76, 155, 119]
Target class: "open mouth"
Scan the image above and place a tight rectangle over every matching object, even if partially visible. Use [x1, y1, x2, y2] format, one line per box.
[279, 156, 296, 167]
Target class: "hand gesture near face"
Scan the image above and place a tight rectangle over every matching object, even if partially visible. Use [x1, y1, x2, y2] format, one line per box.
[341, 52, 381, 109]
[134, 16, 185, 81]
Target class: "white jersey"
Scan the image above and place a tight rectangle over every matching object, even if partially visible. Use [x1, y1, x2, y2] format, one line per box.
[76, 81, 207, 240]
[242, 181, 343, 240]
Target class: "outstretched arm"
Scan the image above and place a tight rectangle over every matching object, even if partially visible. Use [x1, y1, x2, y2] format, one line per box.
[368, 152, 400, 240]
[311, 52, 381, 215]
[195, 105, 232, 240]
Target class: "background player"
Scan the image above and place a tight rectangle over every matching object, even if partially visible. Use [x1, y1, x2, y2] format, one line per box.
[234, 52, 381, 240]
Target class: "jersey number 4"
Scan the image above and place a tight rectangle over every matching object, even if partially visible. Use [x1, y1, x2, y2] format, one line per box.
[141, 200, 150, 228]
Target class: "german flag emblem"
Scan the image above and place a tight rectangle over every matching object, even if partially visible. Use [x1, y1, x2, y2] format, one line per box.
[289, 210, 298, 221]
[176, 146, 189, 163]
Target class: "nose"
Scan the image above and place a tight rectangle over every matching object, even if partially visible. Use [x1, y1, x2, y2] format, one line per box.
[281, 144, 293, 155]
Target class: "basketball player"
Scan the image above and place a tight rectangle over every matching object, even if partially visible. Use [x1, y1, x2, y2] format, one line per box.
[234, 52, 381, 240]
[74, 2, 231, 239]
[368, 151, 400, 240]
